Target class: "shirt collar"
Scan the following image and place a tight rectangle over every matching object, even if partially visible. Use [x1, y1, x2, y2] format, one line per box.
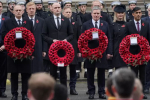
[15, 17, 23, 22]
[134, 19, 141, 24]
[28, 16, 35, 20]
[53, 14, 61, 19]
[92, 19, 100, 23]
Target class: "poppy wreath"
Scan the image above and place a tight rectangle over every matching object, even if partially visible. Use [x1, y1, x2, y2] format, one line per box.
[4, 27, 35, 61]
[78, 28, 108, 62]
[119, 34, 150, 67]
[49, 41, 75, 66]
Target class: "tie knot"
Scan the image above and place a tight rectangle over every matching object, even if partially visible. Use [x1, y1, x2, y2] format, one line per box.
[30, 19, 33, 21]
[95, 21, 98, 23]
[136, 22, 139, 24]
[18, 20, 21, 22]
[57, 17, 59, 19]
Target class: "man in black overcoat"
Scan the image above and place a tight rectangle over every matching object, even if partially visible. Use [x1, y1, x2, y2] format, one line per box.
[124, 7, 150, 99]
[82, 6, 112, 99]
[25, 2, 46, 73]
[1, 5, 34, 100]
[42, 3, 73, 86]
[0, 1, 9, 98]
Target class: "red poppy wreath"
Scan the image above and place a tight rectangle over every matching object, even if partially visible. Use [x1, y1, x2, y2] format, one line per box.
[78, 28, 108, 62]
[119, 34, 150, 67]
[49, 41, 75, 67]
[4, 27, 35, 61]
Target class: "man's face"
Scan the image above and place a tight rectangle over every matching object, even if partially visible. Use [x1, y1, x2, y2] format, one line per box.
[52, 3, 61, 16]
[91, 10, 101, 21]
[116, 12, 125, 19]
[148, 8, 150, 17]
[79, 5, 86, 12]
[9, 3, 15, 10]
[65, 3, 72, 8]
[13, 5, 23, 18]
[63, 8, 72, 18]
[0, 3, 3, 13]
[132, 10, 142, 21]
[129, 4, 136, 10]
[26, 5, 36, 16]
[92, 1, 101, 9]
[36, 4, 42, 10]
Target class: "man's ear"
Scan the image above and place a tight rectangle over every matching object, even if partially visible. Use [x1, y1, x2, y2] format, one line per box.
[27, 89, 32, 98]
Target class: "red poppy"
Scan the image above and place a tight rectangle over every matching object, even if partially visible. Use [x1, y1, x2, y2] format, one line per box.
[61, 19, 64, 21]
[23, 21, 26, 24]
[100, 16, 103, 18]
[36, 20, 39, 23]
[101, 23, 103, 26]
[121, 25, 125, 27]
[142, 23, 144, 26]
[72, 22, 75, 25]
[2, 18, 5, 20]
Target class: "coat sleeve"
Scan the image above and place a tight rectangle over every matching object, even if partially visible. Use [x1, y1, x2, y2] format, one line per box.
[66, 19, 73, 42]
[105, 22, 112, 55]
[1, 20, 8, 41]
[42, 20, 54, 44]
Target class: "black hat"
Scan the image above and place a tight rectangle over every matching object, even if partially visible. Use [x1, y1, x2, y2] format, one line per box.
[114, 5, 126, 13]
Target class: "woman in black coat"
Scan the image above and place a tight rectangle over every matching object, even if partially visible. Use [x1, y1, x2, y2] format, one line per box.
[111, 5, 127, 69]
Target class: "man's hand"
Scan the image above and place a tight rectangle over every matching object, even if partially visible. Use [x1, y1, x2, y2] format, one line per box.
[107, 54, 113, 59]
[42, 52, 46, 57]
[78, 53, 82, 57]
[53, 39, 59, 43]
[32, 56, 34, 60]
[63, 39, 67, 42]
[0, 45, 5, 52]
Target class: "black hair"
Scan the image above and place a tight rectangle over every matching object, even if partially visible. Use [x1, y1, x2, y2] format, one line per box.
[132, 7, 141, 13]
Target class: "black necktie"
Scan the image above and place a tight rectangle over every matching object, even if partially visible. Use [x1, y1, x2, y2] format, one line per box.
[30, 19, 34, 25]
[95, 21, 98, 28]
[18, 20, 21, 27]
[57, 17, 60, 29]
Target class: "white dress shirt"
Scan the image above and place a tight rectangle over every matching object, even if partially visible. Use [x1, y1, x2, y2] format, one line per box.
[0, 15, 2, 23]
[53, 14, 61, 28]
[92, 19, 100, 28]
[134, 19, 141, 32]
[15, 17, 23, 25]
[28, 16, 35, 26]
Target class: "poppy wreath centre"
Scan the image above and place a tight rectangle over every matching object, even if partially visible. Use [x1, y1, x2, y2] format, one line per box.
[4, 27, 35, 61]
[48, 41, 75, 66]
[119, 34, 150, 67]
[78, 28, 108, 61]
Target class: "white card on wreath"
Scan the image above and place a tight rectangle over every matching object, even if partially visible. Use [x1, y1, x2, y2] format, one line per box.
[92, 31, 99, 40]
[130, 37, 138, 45]
[15, 31, 22, 39]
[57, 63, 64, 67]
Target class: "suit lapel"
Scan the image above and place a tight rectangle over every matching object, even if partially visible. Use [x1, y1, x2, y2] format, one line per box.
[51, 16, 57, 30]
[12, 18, 19, 27]
[59, 15, 64, 30]
[131, 21, 138, 34]
[22, 18, 26, 27]
[89, 20, 94, 28]
[99, 20, 103, 30]
[140, 20, 144, 35]
[34, 16, 38, 30]
[1, 16, 4, 29]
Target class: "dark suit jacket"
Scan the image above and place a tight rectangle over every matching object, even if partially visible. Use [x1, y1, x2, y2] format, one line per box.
[125, 20, 150, 54]
[1, 17, 34, 73]
[25, 15, 46, 73]
[42, 15, 73, 60]
[142, 16, 150, 29]
[82, 19, 112, 68]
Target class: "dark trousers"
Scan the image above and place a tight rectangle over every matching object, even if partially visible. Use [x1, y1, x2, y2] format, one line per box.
[87, 68, 105, 94]
[76, 62, 81, 71]
[11, 73, 31, 96]
[43, 59, 51, 72]
[145, 62, 150, 89]
[0, 52, 7, 93]
[69, 64, 77, 89]
[50, 64, 67, 86]
[130, 65, 146, 89]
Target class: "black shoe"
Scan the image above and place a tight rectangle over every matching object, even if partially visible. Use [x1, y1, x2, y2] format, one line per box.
[144, 89, 149, 94]
[89, 94, 94, 99]
[11, 95, 18, 100]
[22, 95, 29, 100]
[108, 72, 113, 78]
[84, 72, 87, 78]
[99, 94, 106, 99]
[70, 89, 78, 95]
[86, 91, 89, 95]
[0, 92, 7, 98]
[76, 72, 80, 79]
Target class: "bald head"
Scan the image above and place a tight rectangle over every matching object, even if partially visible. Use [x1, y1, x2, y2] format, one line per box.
[13, 5, 24, 19]
[28, 73, 55, 100]
[52, 3, 61, 16]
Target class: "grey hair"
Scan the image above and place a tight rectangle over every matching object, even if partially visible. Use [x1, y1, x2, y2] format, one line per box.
[91, 6, 101, 13]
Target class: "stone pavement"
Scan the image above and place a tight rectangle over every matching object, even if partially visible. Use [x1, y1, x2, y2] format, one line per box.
[1, 81, 150, 100]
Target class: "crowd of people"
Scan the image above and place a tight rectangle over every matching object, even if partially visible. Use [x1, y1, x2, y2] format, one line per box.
[0, 0, 149, 100]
